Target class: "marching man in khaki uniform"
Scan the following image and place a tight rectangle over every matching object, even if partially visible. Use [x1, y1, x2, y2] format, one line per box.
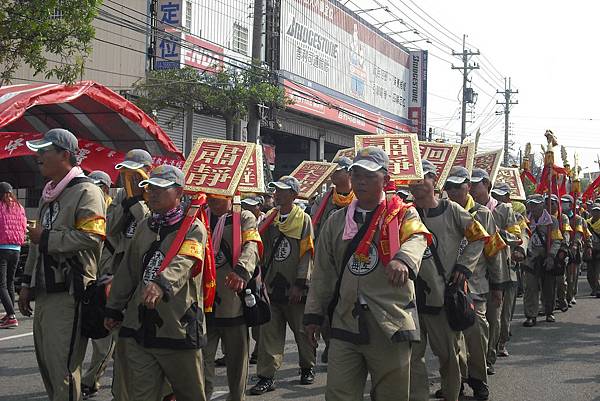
[409, 160, 488, 401]
[250, 176, 316, 395]
[309, 156, 354, 363]
[304, 147, 430, 401]
[522, 194, 564, 327]
[81, 170, 115, 399]
[104, 165, 208, 401]
[468, 170, 519, 378]
[203, 195, 262, 401]
[585, 203, 600, 297]
[19, 129, 106, 401]
[445, 167, 506, 400]
[490, 183, 528, 358]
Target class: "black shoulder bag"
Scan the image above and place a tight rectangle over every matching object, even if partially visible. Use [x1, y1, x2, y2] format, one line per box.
[241, 233, 284, 327]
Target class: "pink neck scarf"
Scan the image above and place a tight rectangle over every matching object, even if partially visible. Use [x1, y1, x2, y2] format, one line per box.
[42, 166, 84, 203]
[529, 209, 553, 232]
[209, 209, 229, 252]
[486, 196, 498, 212]
[343, 192, 385, 240]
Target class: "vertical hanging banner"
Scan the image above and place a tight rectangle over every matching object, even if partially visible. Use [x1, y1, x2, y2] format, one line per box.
[332, 147, 355, 162]
[182, 138, 254, 196]
[289, 161, 337, 199]
[418, 141, 459, 189]
[453, 142, 476, 173]
[496, 167, 527, 201]
[474, 148, 504, 185]
[237, 144, 266, 194]
[354, 133, 423, 181]
[155, 0, 183, 70]
[409, 50, 428, 138]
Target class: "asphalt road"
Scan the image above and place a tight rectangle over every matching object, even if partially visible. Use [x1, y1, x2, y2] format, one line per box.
[1, 276, 599, 401]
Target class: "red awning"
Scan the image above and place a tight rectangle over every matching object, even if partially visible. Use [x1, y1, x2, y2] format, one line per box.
[0, 81, 182, 159]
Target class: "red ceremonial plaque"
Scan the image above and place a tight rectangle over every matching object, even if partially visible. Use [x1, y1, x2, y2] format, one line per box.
[238, 144, 265, 194]
[183, 138, 253, 196]
[354, 134, 423, 180]
[496, 167, 526, 201]
[332, 147, 355, 162]
[474, 148, 504, 185]
[290, 161, 337, 199]
[419, 141, 459, 189]
[453, 142, 476, 173]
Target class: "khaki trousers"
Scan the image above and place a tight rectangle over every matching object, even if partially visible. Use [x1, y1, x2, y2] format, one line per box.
[459, 299, 489, 382]
[256, 302, 316, 379]
[122, 337, 206, 401]
[203, 324, 249, 401]
[587, 259, 600, 294]
[566, 263, 579, 301]
[523, 270, 556, 317]
[33, 291, 88, 401]
[82, 331, 117, 391]
[111, 337, 130, 401]
[486, 292, 502, 367]
[326, 311, 411, 401]
[410, 312, 462, 401]
[555, 272, 569, 309]
[498, 282, 517, 347]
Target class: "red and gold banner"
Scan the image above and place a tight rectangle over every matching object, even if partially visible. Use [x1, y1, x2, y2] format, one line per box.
[237, 144, 265, 194]
[474, 148, 503, 184]
[0, 132, 184, 182]
[183, 138, 254, 196]
[354, 134, 423, 181]
[290, 161, 337, 199]
[453, 142, 475, 173]
[496, 167, 526, 201]
[333, 147, 355, 162]
[419, 141, 459, 189]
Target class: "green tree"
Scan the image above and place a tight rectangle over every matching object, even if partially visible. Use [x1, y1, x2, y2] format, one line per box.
[133, 66, 291, 140]
[0, 0, 100, 86]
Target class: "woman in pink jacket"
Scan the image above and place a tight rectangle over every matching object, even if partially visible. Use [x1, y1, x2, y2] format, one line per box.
[0, 182, 26, 329]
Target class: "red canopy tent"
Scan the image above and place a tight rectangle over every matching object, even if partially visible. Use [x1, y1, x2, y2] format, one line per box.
[0, 81, 183, 188]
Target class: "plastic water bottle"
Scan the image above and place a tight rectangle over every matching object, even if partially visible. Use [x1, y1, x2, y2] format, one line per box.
[244, 289, 256, 308]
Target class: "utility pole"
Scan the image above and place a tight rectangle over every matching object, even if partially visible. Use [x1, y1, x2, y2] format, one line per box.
[246, 0, 264, 144]
[452, 35, 479, 143]
[497, 77, 518, 166]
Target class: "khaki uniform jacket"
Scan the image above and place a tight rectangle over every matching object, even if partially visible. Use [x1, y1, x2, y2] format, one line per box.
[311, 188, 346, 240]
[559, 213, 572, 251]
[104, 188, 150, 274]
[467, 203, 504, 297]
[568, 214, 588, 248]
[23, 177, 106, 296]
[492, 202, 521, 286]
[416, 199, 486, 314]
[524, 214, 562, 272]
[304, 206, 428, 343]
[261, 211, 313, 304]
[106, 217, 208, 350]
[208, 210, 259, 326]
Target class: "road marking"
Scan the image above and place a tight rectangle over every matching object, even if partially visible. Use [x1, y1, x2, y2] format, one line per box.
[0, 332, 33, 342]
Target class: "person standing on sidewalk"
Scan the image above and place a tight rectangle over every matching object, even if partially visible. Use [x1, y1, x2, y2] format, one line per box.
[18, 128, 106, 401]
[250, 176, 316, 395]
[0, 182, 27, 329]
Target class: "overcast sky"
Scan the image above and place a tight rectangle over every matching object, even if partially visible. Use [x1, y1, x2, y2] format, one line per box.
[349, 0, 600, 176]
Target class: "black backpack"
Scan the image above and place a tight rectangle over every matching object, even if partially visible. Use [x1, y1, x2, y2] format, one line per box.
[241, 264, 271, 327]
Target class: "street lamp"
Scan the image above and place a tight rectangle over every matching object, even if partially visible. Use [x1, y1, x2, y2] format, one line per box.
[388, 29, 419, 35]
[400, 38, 432, 45]
[355, 6, 389, 14]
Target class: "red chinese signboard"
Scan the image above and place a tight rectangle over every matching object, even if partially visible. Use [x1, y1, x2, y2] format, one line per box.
[474, 148, 504, 185]
[354, 134, 423, 180]
[453, 142, 476, 173]
[496, 167, 526, 201]
[333, 147, 355, 162]
[419, 141, 459, 189]
[183, 138, 253, 196]
[290, 161, 337, 199]
[238, 144, 265, 194]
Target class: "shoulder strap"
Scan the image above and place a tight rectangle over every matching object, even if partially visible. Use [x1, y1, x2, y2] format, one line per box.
[327, 209, 375, 322]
